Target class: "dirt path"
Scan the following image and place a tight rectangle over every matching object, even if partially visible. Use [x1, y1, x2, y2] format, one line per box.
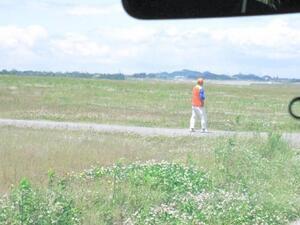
[0, 118, 299, 147]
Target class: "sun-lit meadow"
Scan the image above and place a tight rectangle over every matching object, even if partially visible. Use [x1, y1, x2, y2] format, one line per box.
[0, 75, 300, 224]
[0, 75, 299, 132]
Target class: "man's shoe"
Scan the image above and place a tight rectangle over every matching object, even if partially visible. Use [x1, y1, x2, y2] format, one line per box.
[190, 128, 196, 133]
[201, 129, 208, 133]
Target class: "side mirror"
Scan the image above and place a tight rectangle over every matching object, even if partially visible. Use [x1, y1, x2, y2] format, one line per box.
[122, 0, 300, 19]
[289, 97, 300, 120]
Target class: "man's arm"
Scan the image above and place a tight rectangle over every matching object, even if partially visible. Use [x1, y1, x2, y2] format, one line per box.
[199, 88, 205, 100]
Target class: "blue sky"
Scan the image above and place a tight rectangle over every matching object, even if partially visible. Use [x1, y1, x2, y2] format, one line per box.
[1, 0, 300, 78]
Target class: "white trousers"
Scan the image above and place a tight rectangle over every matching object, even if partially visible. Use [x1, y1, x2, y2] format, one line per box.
[190, 106, 207, 130]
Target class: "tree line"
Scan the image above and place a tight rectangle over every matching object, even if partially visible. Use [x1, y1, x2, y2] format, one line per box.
[0, 70, 125, 80]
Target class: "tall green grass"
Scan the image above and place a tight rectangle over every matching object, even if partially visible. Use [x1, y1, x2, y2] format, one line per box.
[1, 134, 299, 224]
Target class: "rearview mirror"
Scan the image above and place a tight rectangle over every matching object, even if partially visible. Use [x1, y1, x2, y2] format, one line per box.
[122, 0, 300, 19]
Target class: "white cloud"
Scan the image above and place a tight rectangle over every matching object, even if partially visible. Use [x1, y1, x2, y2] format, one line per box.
[66, 4, 122, 16]
[0, 25, 49, 70]
[51, 33, 110, 57]
[99, 26, 158, 44]
[207, 19, 300, 58]
[0, 25, 48, 49]
[114, 47, 140, 58]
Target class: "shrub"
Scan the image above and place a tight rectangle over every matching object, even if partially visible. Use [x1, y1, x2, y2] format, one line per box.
[0, 178, 80, 225]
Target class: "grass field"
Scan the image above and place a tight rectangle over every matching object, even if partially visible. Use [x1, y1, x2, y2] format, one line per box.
[0, 75, 299, 132]
[0, 126, 217, 192]
[0, 126, 300, 224]
[1, 75, 300, 224]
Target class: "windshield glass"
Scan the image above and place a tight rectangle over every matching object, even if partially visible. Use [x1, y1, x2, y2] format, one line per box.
[0, 1, 299, 224]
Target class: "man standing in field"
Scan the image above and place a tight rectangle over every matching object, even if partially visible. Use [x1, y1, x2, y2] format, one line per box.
[190, 78, 208, 133]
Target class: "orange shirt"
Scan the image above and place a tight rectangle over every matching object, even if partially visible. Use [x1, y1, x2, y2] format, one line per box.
[192, 85, 204, 107]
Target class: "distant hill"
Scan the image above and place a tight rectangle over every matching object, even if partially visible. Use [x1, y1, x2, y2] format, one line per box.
[232, 73, 264, 81]
[132, 69, 233, 80]
[201, 71, 233, 80]
[132, 69, 299, 83]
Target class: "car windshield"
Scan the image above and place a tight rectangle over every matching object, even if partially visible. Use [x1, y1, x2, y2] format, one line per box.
[0, 1, 299, 224]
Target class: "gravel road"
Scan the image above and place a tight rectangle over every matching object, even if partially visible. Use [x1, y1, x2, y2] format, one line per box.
[0, 118, 299, 148]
